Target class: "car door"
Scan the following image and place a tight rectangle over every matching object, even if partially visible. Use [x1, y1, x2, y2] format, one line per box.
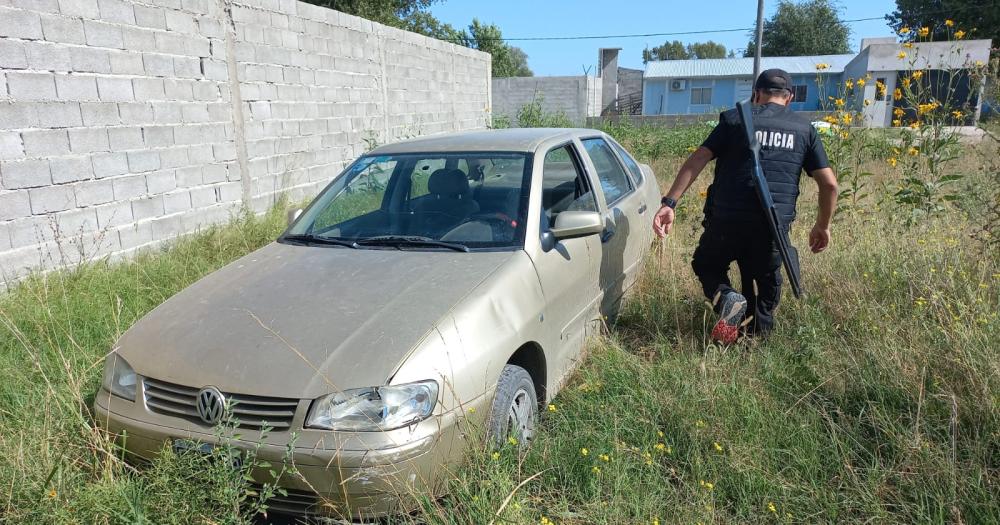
[526, 142, 603, 388]
[579, 136, 649, 314]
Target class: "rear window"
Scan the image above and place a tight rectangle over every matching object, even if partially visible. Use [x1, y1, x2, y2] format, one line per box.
[610, 140, 644, 186]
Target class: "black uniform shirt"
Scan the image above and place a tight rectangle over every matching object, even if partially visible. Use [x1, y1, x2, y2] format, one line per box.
[700, 102, 829, 225]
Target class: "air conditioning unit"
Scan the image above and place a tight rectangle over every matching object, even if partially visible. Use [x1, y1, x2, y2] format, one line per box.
[670, 79, 687, 91]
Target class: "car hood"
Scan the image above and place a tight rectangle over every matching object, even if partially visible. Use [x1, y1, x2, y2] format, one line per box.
[117, 242, 515, 399]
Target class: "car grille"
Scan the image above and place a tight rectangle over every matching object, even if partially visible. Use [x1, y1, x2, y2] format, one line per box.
[251, 485, 320, 516]
[143, 377, 300, 430]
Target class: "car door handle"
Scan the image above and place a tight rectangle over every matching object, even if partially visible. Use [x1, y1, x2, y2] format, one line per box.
[637, 203, 647, 214]
[601, 229, 615, 243]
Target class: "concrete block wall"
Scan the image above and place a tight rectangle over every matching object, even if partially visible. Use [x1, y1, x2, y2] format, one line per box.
[492, 76, 601, 126]
[0, 0, 491, 285]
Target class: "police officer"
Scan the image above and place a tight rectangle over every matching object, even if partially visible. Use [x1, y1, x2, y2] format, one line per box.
[652, 69, 839, 343]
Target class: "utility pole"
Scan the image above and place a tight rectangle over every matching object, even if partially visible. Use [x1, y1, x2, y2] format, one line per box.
[752, 0, 765, 85]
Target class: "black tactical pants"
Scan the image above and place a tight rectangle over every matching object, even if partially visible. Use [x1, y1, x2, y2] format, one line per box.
[691, 216, 795, 335]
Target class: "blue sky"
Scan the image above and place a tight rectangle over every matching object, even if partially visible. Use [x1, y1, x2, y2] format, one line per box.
[429, 0, 899, 75]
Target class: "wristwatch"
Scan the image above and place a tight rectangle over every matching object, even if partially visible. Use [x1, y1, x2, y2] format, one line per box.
[661, 196, 678, 209]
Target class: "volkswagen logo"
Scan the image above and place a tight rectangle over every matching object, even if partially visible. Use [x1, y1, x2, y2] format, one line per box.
[196, 387, 226, 426]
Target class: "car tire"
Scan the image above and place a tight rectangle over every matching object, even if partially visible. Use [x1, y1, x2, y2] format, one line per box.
[487, 364, 538, 447]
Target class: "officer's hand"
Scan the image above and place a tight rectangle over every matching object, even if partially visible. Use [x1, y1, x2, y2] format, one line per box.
[809, 224, 831, 253]
[653, 205, 675, 238]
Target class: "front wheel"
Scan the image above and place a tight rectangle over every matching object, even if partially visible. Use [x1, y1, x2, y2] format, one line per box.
[486, 364, 538, 447]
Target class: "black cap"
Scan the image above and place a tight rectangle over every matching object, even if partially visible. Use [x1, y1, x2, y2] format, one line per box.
[755, 68, 792, 92]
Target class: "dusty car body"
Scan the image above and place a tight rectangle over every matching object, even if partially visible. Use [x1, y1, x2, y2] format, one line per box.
[94, 128, 659, 518]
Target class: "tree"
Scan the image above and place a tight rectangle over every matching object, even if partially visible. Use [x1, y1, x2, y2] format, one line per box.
[744, 0, 851, 57]
[688, 41, 728, 59]
[886, 0, 999, 45]
[643, 40, 728, 63]
[456, 19, 533, 77]
[643, 41, 690, 62]
[316, 0, 440, 30]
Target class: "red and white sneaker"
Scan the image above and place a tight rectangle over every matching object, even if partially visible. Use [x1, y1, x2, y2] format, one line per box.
[710, 291, 748, 345]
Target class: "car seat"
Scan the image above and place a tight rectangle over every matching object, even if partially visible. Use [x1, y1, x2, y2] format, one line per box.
[410, 168, 480, 236]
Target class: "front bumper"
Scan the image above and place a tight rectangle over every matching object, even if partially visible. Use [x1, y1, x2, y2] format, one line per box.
[94, 388, 482, 518]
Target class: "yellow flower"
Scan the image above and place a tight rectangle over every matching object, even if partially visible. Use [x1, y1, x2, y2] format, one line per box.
[657, 430, 664, 438]
[695, 419, 706, 428]
[912, 70, 924, 80]
[888, 157, 898, 167]
[899, 26, 911, 34]
[654, 442, 666, 451]
[952, 110, 964, 119]
[894, 88, 903, 101]
[686, 146, 697, 153]
[864, 99, 871, 106]
[834, 98, 845, 107]
[815, 62, 830, 70]
[845, 78, 854, 89]
[768, 502, 777, 513]
[955, 30, 965, 39]
[907, 146, 919, 156]
[713, 442, 723, 452]
[839, 130, 849, 139]
[823, 115, 838, 124]
[467, 407, 475, 413]
[902, 77, 912, 88]
[892, 119, 901, 126]
[491, 451, 500, 460]
[591, 466, 601, 474]
[547, 404, 557, 412]
[540, 516, 553, 525]
[508, 436, 518, 446]
[840, 113, 852, 125]
[652, 519, 660, 525]
[580, 447, 589, 456]
[598, 453, 610, 462]
[699, 480, 714, 490]
[856, 78, 866, 87]
[917, 27, 930, 37]
[903, 42, 913, 48]
[47, 488, 57, 499]
[945, 19, 954, 27]
[897, 51, 907, 59]
[699, 190, 708, 199]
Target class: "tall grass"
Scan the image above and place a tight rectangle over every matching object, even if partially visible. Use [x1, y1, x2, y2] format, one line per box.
[0, 128, 996, 523]
[407, 147, 999, 524]
[0, 206, 288, 523]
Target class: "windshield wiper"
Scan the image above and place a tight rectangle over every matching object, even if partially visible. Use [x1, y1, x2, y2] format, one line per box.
[355, 235, 470, 252]
[282, 234, 358, 248]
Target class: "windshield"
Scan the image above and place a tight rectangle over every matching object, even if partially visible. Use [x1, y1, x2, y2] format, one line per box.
[285, 152, 532, 250]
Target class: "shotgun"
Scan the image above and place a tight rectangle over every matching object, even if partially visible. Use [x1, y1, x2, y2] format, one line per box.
[735, 99, 803, 298]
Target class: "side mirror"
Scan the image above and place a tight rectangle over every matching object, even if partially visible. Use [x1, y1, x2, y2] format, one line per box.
[550, 211, 604, 240]
[287, 208, 303, 226]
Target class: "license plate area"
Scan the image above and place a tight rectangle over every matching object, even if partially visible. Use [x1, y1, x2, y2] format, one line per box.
[172, 439, 243, 469]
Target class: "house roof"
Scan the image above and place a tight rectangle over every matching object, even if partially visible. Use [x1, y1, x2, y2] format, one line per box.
[644, 54, 855, 78]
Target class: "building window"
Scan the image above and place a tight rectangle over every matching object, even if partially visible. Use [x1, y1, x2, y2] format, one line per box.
[690, 87, 712, 105]
[792, 84, 808, 102]
[875, 77, 886, 101]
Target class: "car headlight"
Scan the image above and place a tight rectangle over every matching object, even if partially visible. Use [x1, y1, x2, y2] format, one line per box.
[102, 354, 138, 401]
[305, 380, 438, 431]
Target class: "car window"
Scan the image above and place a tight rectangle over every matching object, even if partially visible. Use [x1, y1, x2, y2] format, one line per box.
[312, 159, 396, 231]
[541, 145, 597, 226]
[581, 138, 633, 204]
[609, 140, 643, 186]
[288, 152, 530, 249]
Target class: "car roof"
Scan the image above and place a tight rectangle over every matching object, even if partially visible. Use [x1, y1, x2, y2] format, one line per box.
[367, 128, 605, 155]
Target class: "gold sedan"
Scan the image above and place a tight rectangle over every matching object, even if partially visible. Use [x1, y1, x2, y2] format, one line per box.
[94, 128, 659, 519]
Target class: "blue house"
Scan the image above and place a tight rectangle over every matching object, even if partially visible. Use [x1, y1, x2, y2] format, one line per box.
[641, 37, 993, 127]
[642, 54, 853, 115]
